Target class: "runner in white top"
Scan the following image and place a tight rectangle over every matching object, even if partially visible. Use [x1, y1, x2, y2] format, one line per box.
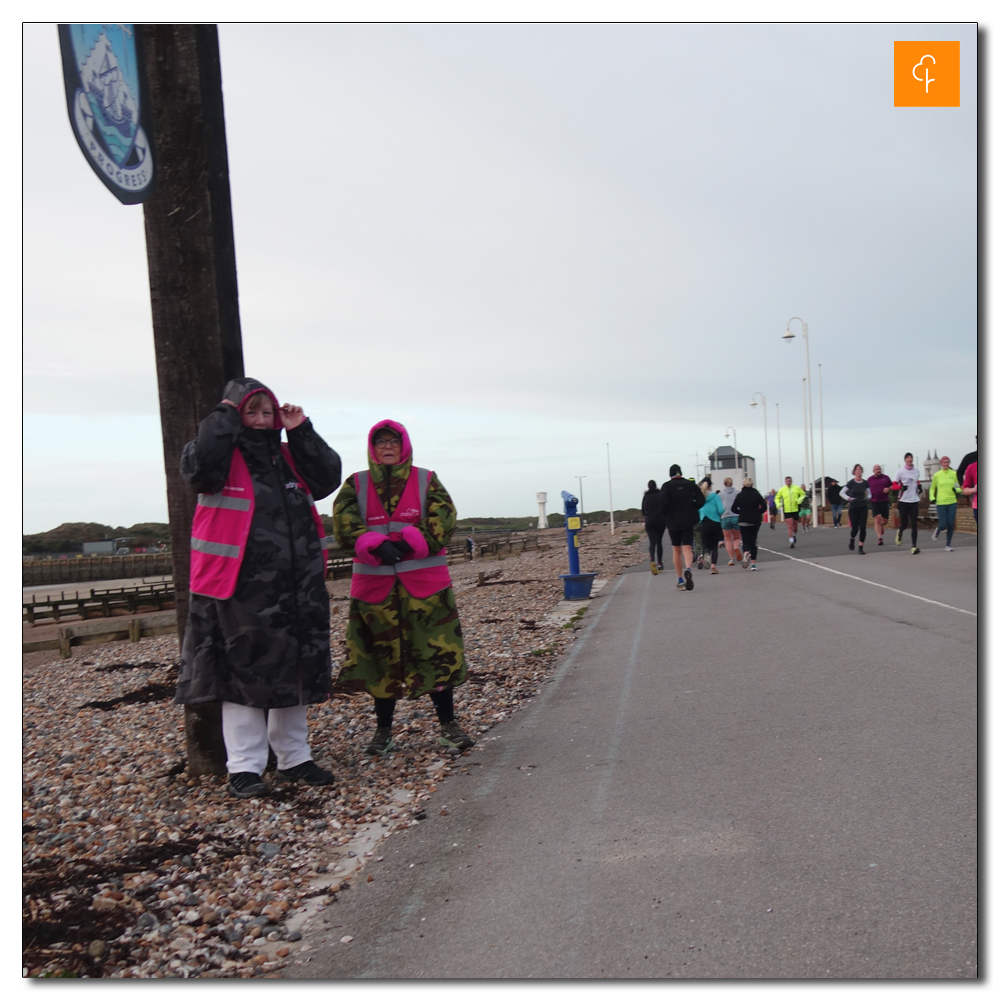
[893, 452, 922, 554]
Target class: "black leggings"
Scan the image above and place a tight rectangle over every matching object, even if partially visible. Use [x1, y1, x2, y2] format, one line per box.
[374, 688, 454, 728]
[897, 502, 919, 545]
[739, 522, 761, 561]
[699, 519, 722, 564]
[645, 523, 666, 564]
[849, 506, 868, 545]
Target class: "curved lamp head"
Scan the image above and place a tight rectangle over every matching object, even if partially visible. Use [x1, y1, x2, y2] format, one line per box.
[749, 400, 758, 407]
[782, 329, 795, 342]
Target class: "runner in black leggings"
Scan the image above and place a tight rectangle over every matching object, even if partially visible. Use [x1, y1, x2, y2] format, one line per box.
[893, 453, 922, 554]
[731, 477, 768, 570]
[641, 480, 666, 574]
[841, 464, 871, 554]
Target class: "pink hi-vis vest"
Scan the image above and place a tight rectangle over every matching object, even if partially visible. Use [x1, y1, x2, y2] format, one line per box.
[190, 447, 329, 600]
[350, 467, 452, 602]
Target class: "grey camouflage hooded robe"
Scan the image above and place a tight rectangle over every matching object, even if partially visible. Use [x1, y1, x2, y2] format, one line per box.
[174, 377, 342, 709]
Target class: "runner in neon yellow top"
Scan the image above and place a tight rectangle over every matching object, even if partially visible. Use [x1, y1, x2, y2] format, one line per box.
[774, 477, 806, 548]
[930, 456, 963, 550]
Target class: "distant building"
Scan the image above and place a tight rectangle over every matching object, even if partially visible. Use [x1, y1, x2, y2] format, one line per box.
[82, 540, 115, 555]
[707, 445, 756, 485]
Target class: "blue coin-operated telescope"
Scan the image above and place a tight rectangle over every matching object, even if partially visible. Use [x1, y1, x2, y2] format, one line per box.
[558, 490, 598, 600]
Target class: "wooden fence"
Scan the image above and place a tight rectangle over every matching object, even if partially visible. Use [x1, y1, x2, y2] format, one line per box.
[24, 582, 176, 626]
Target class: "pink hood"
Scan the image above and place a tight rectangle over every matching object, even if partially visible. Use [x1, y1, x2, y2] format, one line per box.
[367, 419, 412, 466]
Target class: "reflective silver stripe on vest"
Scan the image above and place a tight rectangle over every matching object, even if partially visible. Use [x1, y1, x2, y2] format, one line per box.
[191, 537, 241, 558]
[395, 553, 448, 572]
[352, 553, 448, 576]
[197, 493, 251, 512]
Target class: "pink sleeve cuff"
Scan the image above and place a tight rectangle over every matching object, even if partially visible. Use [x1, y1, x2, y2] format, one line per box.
[400, 524, 430, 560]
[354, 531, 386, 566]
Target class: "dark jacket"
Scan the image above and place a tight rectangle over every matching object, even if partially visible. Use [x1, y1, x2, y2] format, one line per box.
[641, 488, 665, 527]
[957, 450, 977, 482]
[659, 477, 705, 530]
[174, 377, 342, 709]
[827, 483, 842, 507]
[731, 487, 767, 525]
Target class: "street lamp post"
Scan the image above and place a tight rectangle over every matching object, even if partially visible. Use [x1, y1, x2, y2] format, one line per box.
[606, 443, 614, 535]
[750, 392, 769, 493]
[802, 377, 809, 500]
[575, 476, 586, 516]
[818, 363, 826, 523]
[783, 316, 818, 527]
[724, 426, 738, 481]
[775, 402, 782, 483]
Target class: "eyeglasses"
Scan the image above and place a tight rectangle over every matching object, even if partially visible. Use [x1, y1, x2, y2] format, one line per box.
[373, 438, 401, 448]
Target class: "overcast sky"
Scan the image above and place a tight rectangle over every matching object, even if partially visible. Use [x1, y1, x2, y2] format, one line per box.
[22, 21, 978, 534]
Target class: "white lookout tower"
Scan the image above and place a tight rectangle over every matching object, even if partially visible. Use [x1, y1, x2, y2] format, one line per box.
[536, 492, 547, 530]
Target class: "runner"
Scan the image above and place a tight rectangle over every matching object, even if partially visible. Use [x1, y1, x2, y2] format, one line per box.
[732, 477, 767, 571]
[893, 452, 921, 554]
[659, 464, 705, 591]
[799, 486, 811, 531]
[641, 479, 666, 575]
[774, 476, 806, 548]
[867, 464, 893, 546]
[718, 477, 742, 565]
[930, 455, 962, 551]
[841, 464, 871, 554]
[957, 437, 977, 483]
[962, 459, 978, 525]
[766, 488, 778, 529]
[826, 477, 843, 528]
[698, 481, 725, 575]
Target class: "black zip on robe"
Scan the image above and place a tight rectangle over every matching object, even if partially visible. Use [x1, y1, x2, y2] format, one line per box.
[174, 378, 342, 709]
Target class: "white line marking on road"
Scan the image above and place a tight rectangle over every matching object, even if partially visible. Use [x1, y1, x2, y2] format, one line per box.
[758, 546, 977, 617]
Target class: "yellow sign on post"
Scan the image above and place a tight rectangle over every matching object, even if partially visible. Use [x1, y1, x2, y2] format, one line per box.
[574, 535, 580, 547]
[567, 517, 581, 530]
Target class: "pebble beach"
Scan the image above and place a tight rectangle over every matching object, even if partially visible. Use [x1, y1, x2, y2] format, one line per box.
[23, 524, 643, 978]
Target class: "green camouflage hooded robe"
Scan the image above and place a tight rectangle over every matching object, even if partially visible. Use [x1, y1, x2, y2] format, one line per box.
[333, 423, 467, 699]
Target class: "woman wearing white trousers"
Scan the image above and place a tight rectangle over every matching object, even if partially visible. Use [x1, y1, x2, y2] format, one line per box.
[174, 378, 342, 798]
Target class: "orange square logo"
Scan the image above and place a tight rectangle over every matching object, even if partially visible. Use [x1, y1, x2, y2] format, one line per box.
[894, 41, 960, 107]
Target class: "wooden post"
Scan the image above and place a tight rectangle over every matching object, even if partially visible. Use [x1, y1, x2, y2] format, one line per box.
[138, 24, 243, 776]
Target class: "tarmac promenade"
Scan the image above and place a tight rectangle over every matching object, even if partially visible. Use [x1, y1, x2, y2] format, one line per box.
[289, 527, 977, 979]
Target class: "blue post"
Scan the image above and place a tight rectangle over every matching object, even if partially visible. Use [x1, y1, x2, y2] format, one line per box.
[558, 489, 597, 600]
[562, 490, 581, 575]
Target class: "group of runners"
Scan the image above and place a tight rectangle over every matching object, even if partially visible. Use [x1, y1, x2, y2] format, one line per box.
[766, 451, 977, 556]
[641, 450, 977, 588]
[641, 465, 769, 590]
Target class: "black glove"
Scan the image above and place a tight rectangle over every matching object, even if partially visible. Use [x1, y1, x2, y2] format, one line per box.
[374, 541, 404, 566]
[394, 539, 413, 558]
[222, 379, 249, 405]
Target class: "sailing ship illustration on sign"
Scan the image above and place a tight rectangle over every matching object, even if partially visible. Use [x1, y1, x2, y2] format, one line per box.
[58, 23, 154, 204]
